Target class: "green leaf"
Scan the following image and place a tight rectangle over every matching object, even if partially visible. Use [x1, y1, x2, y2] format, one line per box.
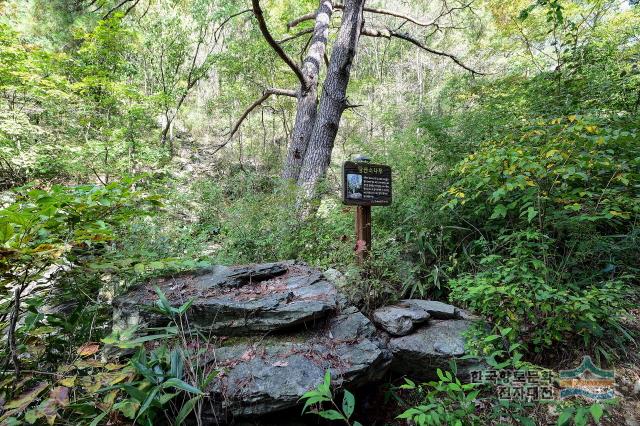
[483, 334, 501, 343]
[318, 409, 346, 421]
[557, 409, 574, 426]
[590, 404, 604, 423]
[342, 390, 355, 419]
[4, 382, 48, 411]
[400, 378, 416, 389]
[301, 395, 330, 414]
[490, 204, 508, 219]
[113, 401, 139, 419]
[121, 384, 148, 403]
[154, 286, 173, 313]
[116, 333, 176, 349]
[149, 261, 164, 270]
[89, 411, 108, 426]
[161, 378, 203, 395]
[176, 299, 194, 315]
[176, 395, 202, 425]
[158, 392, 178, 405]
[201, 369, 219, 388]
[137, 386, 160, 419]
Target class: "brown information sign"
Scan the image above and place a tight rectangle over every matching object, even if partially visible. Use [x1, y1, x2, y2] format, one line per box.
[342, 161, 392, 206]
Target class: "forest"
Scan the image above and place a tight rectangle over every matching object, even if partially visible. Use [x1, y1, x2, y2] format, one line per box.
[0, 0, 639, 424]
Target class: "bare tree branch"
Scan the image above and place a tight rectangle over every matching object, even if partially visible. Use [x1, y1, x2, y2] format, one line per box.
[361, 27, 392, 38]
[124, 0, 142, 16]
[287, 1, 473, 31]
[103, 0, 136, 19]
[362, 27, 485, 75]
[213, 9, 252, 42]
[353, 5, 437, 27]
[252, 0, 308, 89]
[277, 28, 314, 44]
[287, 11, 318, 29]
[215, 88, 297, 154]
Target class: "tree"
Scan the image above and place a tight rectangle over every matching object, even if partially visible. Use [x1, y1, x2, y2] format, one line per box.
[139, 0, 248, 155]
[228, 0, 484, 204]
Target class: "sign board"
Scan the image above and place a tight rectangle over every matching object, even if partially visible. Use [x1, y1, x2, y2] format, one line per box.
[342, 161, 392, 206]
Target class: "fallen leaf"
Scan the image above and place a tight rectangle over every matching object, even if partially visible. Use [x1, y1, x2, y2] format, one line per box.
[77, 343, 99, 357]
[104, 363, 125, 371]
[49, 387, 69, 407]
[59, 376, 76, 387]
[37, 398, 58, 425]
[3, 382, 48, 411]
[74, 359, 104, 369]
[240, 349, 254, 361]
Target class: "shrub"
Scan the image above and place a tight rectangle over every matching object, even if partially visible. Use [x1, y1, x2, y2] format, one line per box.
[442, 114, 639, 355]
[449, 230, 633, 353]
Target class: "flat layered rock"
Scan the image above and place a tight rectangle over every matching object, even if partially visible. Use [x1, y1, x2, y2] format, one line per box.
[388, 319, 479, 380]
[205, 309, 390, 419]
[113, 261, 338, 335]
[372, 305, 430, 336]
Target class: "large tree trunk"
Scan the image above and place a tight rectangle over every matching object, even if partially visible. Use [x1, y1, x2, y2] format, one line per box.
[296, 0, 365, 198]
[282, 0, 333, 180]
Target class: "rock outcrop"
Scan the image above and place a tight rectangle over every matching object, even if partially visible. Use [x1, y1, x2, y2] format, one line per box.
[207, 307, 389, 418]
[114, 261, 480, 423]
[113, 262, 337, 335]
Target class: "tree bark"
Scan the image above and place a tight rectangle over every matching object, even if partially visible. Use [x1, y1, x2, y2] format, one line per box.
[297, 0, 365, 198]
[282, 0, 334, 180]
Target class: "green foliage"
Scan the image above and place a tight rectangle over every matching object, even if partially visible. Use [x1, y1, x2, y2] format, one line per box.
[441, 115, 639, 354]
[0, 178, 156, 281]
[210, 177, 353, 268]
[0, 287, 211, 425]
[299, 370, 362, 426]
[556, 401, 609, 426]
[396, 363, 480, 426]
[444, 114, 639, 230]
[0, 16, 157, 187]
[0, 179, 163, 422]
[449, 230, 634, 353]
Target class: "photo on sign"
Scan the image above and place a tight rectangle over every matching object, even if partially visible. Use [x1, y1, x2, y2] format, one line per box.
[346, 173, 363, 199]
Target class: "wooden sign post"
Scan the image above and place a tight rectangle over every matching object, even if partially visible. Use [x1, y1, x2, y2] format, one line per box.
[342, 159, 392, 264]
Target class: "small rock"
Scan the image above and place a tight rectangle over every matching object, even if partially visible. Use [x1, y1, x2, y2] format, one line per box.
[372, 305, 430, 336]
[400, 299, 460, 319]
[323, 268, 345, 287]
[330, 306, 376, 340]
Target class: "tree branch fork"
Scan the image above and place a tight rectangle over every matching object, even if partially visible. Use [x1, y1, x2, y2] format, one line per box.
[224, 0, 484, 153]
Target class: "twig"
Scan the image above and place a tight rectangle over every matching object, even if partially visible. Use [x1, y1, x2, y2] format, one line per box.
[361, 27, 485, 75]
[277, 28, 314, 44]
[287, 11, 317, 29]
[214, 88, 297, 154]
[8, 287, 21, 379]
